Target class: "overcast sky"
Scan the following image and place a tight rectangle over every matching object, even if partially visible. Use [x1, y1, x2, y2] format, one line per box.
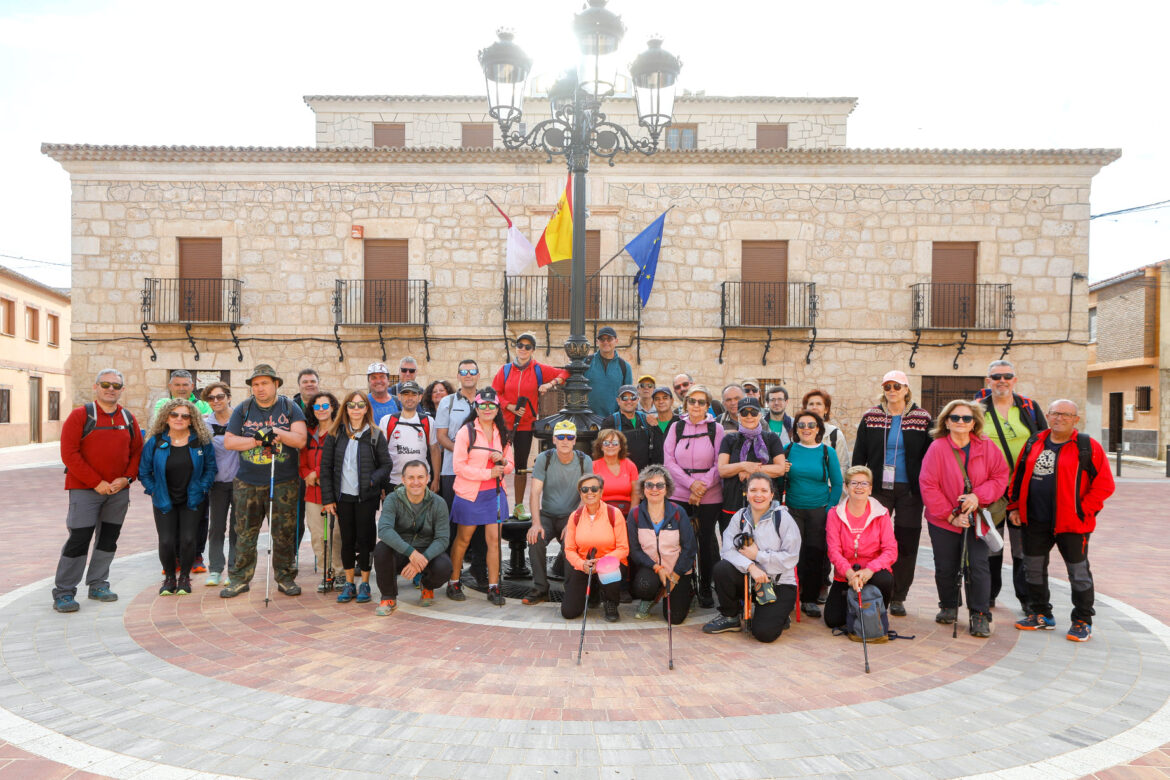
[1, 0, 1166, 289]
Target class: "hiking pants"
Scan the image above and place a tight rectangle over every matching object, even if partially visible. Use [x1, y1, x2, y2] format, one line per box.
[712, 559, 796, 643]
[874, 483, 924, 602]
[335, 495, 379, 574]
[929, 523, 991, 615]
[207, 481, 237, 575]
[824, 569, 894, 629]
[989, 522, 1029, 610]
[373, 542, 452, 600]
[787, 506, 828, 605]
[1023, 526, 1094, 625]
[229, 478, 299, 585]
[630, 562, 693, 624]
[527, 512, 569, 593]
[53, 488, 129, 599]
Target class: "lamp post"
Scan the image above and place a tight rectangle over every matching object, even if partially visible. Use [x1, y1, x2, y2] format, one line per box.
[479, 0, 681, 439]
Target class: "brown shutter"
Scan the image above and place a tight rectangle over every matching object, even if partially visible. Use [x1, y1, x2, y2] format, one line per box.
[178, 237, 223, 322]
[920, 375, 986, 420]
[756, 124, 789, 150]
[373, 123, 406, 148]
[548, 230, 600, 320]
[931, 242, 978, 327]
[364, 239, 409, 323]
[741, 240, 788, 326]
[461, 123, 494, 148]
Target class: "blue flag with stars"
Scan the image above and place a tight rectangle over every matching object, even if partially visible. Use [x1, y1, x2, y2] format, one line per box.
[626, 211, 668, 308]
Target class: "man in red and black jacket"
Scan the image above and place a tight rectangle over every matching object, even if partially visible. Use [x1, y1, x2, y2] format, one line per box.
[1008, 399, 1114, 642]
[53, 368, 143, 613]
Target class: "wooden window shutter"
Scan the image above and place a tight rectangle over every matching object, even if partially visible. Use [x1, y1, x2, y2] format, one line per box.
[741, 240, 788, 326]
[548, 231, 600, 320]
[178, 238, 223, 322]
[931, 242, 978, 327]
[461, 123, 494, 148]
[756, 124, 789, 150]
[373, 123, 406, 148]
[364, 239, 409, 323]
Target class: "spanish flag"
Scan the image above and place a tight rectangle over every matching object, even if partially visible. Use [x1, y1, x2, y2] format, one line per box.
[535, 174, 573, 267]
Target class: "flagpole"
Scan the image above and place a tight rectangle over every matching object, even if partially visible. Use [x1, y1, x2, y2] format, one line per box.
[584, 206, 673, 284]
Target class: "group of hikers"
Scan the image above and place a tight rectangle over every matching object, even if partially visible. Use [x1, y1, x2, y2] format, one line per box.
[52, 327, 1115, 645]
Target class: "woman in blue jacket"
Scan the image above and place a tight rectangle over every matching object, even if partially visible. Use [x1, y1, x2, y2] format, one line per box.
[140, 399, 217, 596]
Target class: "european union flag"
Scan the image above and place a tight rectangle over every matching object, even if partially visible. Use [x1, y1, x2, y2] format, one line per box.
[626, 211, 668, 308]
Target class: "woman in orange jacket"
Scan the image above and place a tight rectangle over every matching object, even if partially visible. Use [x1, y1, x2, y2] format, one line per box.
[561, 473, 630, 622]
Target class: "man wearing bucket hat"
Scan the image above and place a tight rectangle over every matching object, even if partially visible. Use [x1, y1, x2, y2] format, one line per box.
[221, 364, 308, 598]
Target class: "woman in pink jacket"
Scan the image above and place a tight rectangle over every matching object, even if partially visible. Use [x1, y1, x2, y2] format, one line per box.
[919, 399, 1010, 638]
[825, 466, 898, 629]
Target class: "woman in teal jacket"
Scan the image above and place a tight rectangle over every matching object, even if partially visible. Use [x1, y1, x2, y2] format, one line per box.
[783, 410, 842, 618]
[140, 399, 217, 597]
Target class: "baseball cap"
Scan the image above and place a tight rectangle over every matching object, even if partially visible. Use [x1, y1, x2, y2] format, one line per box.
[652, 385, 673, 399]
[617, 384, 638, 399]
[516, 332, 537, 348]
[397, 380, 423, 394]
[553, 420, 577, 436]
[597, 326, 618, 340]
[367, 362, 390, 376]
[474, 388, 500, 406]
[637, 373, 655, 385]
[739, 396, 762, 412]
[882, 370, 909, 386]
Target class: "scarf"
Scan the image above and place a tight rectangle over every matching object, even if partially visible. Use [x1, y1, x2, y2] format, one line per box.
[738, 422, 770, 463]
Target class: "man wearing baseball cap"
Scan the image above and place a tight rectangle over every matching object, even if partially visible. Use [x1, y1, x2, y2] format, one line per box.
[221, 364, 308, 598]
[377, 380, 439, 488]
[366, 362, 401, 425]
[606, 384, 651, 471]
[647, 385, 679, 466]
[583, 326, 633, 418]
[635, 374, 658, 423]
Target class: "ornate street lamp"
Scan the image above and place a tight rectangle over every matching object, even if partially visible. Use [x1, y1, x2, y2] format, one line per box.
[478, 0, 681, 440]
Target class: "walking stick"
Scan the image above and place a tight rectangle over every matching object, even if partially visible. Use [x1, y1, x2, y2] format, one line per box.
[743, 573, 754, 631]
[321, 510, 332, 593]
[954, 523, 969, 639]
[264, 450, 276, 608]
[576, 548, 598, 665]
[854, 564, 870, 674]
[666, 577, 674, 671]
[494, 474, 505, 603]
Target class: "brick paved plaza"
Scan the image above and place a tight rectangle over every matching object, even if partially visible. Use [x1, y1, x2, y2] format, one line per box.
[2, 448, 1169, 779]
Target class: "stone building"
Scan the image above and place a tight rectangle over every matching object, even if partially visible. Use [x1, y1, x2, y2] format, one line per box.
[43, 93, 1118, 435]
[0, 265, 71, 447]
[1086, 260, 1168, 459]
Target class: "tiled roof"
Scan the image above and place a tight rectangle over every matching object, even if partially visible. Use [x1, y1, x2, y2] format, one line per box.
[0, 264, 71, 302]
[302, 94, 858, 105]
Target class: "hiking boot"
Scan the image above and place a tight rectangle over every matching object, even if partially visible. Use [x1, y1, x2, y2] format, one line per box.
[702, 614, 742, 634]
[53, 594, 80, 613]
[219, 580, 250, 598]
[159, 575, 177, 596]
[356, 583, 372, 603]
[277, 580, 302, 597]
[420, 588, 435, 607]
[175, 576, 192, 596]
[522, 588, 548, 606]
[446, 581, 467, 602]
[1066, 620, 1092, 642]
[205, 572, 223, 587]
[1015, 613, 1055, 631]
[635, 599, 654, 620]
[935, 607, 958, 624]
[603, 600, 620, 623]
[514, 503, 531, 522]
[375, 599, 397, 616]
[191, 556, 207, 574]
[888, 600, 907, 617]
[801, 602, 822, 618]
[487, 585, 506, 606]
[969, 612, 991, 638]
[87, 586, 118, 602]
[336, 583, 357, 603]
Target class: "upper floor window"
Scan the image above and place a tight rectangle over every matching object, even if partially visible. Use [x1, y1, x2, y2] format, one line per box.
[373, 123, 406, 148]
[24, 306, 39, 342]
[47, 313, 60, 347]
[0, 297, 13, 336]
[178, 238, 223, 322]
[665, 124, 697, 150]
[756, 124, 789, 149]
[461, 123, 493, 148]
[1088, 307, 1097, 342]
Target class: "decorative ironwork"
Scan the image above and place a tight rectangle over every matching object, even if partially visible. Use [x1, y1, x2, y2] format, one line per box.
[140, 322, 157, 362]
[503, 274, 641, 323]
[910, 283, 1013, 330]
[498, 105, 661, 167]
[332, 279, 429, 326]
[184, 323, 201, 361]
[909, 328, 922, 369]
[140, 278, 242, 325]
[720, 281, 818, 329]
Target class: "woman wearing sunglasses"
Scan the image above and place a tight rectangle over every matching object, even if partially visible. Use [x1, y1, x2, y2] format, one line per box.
[561, 473, 629, 622]
[784, 410, 843, 618]
[919, 400, 1010, 637]
[592, 428, 639, 516]
[320, 391, 392, 605]
[851, 370, 933, 617]
[627, 464, 696, 622]
[200, 382, 238, 587]
[139, 399, 217, 597]
[716, 395, 786, 525]
[299, 391, 343, 591]
[449, 388, 515, 605]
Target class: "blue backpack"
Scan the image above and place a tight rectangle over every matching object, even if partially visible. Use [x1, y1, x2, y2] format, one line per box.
[845, 583, 889, 644]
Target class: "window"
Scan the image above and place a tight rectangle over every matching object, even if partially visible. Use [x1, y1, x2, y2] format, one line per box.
[756, 124, 789, 150]
[1088, 307, 1097, 342]
[548, 231, 600, 320]
[24, 306, 39, 342]
[930, 242, 978, 328]
[373, 123, 406, 148]
[920, 376, 987, 420]
[48, 390, 60, 421]
[364, 239, 409, 323]
[1136, 386, 1152, 412]
[0, 389, 9, 423]
[741, 240, 789, 326]
[461, 123, 493, 148]
[178, 237, 224, 322]
[47, 313, 60, 347]
[0, 298, 14, 336]
[665, 123, 697, 150]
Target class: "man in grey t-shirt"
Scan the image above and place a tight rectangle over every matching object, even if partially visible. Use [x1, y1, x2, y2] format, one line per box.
[522, 420, 592, 604]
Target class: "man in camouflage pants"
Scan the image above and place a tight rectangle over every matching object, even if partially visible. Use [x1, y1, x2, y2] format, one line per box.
[221, 364, 308, 597]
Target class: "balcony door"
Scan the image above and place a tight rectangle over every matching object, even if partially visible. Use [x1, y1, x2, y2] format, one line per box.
[178, 238, 223, 322]
[741, 240, 788, 326]
[548, 230, 599, 320]
[364, 239, 409, 324]
[931, 242, 977, 328]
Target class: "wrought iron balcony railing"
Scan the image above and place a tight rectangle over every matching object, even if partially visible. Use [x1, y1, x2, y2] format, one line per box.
[504, 274, 640, 322]
[332, 279, 429, 326]
[141, 278, 242, 324]
[911, 282, 1013, 330]
[720, 281, 817, 329]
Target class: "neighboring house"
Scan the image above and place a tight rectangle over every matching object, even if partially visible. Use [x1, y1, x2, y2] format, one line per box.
[0, 265, 71, 447]
[43, 92, 1116, 433]
[1086, 260, 1168, 459]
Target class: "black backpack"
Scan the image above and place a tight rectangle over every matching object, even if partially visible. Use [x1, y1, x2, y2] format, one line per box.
[672, 418, 717, 451]
[776, 442, 831, 501]
[64, 403, 135, 475]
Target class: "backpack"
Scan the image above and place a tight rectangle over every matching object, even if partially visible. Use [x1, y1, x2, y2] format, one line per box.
[241, 395, 293, 424]
[1012, 432, 1099, 521]
[672, 419, 718, 451]
[502, 361, 544, 388]
[845, 583, 890, 644]
[777, 442, 832, 500]
[65, 402, 136, 474]
[610, 410, 647, 430]
[536, 447, 586, 475]
[385, 413, 432, 443]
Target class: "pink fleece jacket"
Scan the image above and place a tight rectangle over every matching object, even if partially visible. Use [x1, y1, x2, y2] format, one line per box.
[826, 497, 898, 581]
[918, 434, 1010, 534]
[451, 420, 515, 502]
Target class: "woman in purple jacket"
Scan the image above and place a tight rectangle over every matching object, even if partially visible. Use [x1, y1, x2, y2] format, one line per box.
[663, 384, 725, 608]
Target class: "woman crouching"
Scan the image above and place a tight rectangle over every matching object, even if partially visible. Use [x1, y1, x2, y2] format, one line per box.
[626, 464, 696, 623]
[824, 466, 898, 629]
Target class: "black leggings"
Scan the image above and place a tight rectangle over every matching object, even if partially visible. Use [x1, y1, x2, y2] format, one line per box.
[629, 563, 693, 624]
[682, 502, 721, 594]
[154, 504, 201, 577]
[711, 559, 797, 643]
[787, 506, 829, 604]
[336, 495, 379, 573]
[823, 569, 895, 629]
[561, 566, 622, 619]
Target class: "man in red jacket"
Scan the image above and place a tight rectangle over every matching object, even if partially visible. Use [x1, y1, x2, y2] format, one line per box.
[53, 368, 143, 613]
[1008, 399, 1114, 642]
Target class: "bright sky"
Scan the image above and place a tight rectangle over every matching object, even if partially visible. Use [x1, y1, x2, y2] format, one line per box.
[1, 0, 1166, 289]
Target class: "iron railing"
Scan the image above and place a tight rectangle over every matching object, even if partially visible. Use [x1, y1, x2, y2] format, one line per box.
[141, 278, 242, 324]
[720, 281, 817, 328]
[332, 279, 429, 325]
[911, 283, 1013, 330]
[504, 274, 640, 322]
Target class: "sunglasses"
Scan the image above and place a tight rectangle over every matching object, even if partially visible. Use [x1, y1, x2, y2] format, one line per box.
[601, 440, 620, 447]
[948, 414, 975, 423]
[848, 481, 871, 488]
[739, 409, 760, 417]
[882, 382, 904, 391]
[989, 373, 1015, 381]
[206, 393, 228, 401]
[346, 401, 367, 409]
[312, 402, 331, 410]
[168, 411, 191, 420]
[399, 368, 416, 373]
[795, 421, 818, 430]
[638, 382, 655, 389]
[458, 368, 479, 376]
[478, 403, 499, 411]
[674, 383, 691, 391]
[686, 398, 708, 406]
[553, 434, 576, 441]
[515, 343, 534, 351]
[619, 395, 637, 402]
[643, 481, 666, 491]
[579, 485, 602, 494]
[98, 381, 124, 390]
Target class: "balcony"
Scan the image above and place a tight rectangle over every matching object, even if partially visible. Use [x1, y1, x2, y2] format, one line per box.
[332, 279, 429, 326]
[720, 281, 817, 329]
[911, 282, 1013, 330]
[141, 278, 242, 324]
[504, 274, 640, 323]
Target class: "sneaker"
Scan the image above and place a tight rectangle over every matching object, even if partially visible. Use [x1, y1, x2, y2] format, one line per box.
[487, 585, 506, 606]
[277, 580, 302, 597]
[356, 583, 372, 603]
[374, 599, 397, 616]
[603, 600, 620, 623]
[87, 586, 118, 602]
[514, 503, 531, 521]
[801, 602, 822, 618]
[420, 588, 435, 607]
[635, 600, 654, 620]
[412, 573, 422, 590]
[336, 583, 357, 603]
[219, 580, 250, 598]
[969, 612, 991, 638]
[175, 576, 192, 596]
[935, 607, 958, 624]
[53, 594, 80, 613]
[332, 575, 346, 590]
[191, 556, 207, 574]
[522, 588, 548, 606]
[159, 575, 177, 596]
[1066, 620, 1092, 642]
[702, 614, 742, 634]
[446, 581, 467, 601]
[1014, 613, 1056, 631]
[205, 572, 222, 587]
[889, 600, 907, 617]
[316, 580, 330, 593]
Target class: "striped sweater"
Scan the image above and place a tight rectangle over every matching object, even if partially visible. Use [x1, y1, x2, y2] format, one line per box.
[850, 403, 933, 496]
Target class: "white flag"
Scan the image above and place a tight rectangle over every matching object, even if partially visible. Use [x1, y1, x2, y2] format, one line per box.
[506, 225, 537, 276]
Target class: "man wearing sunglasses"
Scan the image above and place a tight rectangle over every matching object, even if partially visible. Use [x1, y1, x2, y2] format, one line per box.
[54, 369, 143, 613]
[523, 420, 591, 605]
[389, 356, 422, 396]
[975, 359, 1049, 614]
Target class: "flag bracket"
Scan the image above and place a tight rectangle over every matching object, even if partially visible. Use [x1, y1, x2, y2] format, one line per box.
[184, 323, 201, 362]
[717, 328, 727, 365]
[333, 324, 344, 363]
[909, 328, 922, 369]
[422, 282, 431, 361]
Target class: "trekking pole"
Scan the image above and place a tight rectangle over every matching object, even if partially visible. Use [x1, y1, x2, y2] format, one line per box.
[953, 523, 968, 639]
[264, 450, 276, 608]
[321, 510, 331, 593]
[666, 577, 674, 671]
[743, 573, 753, 631]
[495, 473, 505, 602]
[853, 564, 870, 674]
[576, 548, 598, 665]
